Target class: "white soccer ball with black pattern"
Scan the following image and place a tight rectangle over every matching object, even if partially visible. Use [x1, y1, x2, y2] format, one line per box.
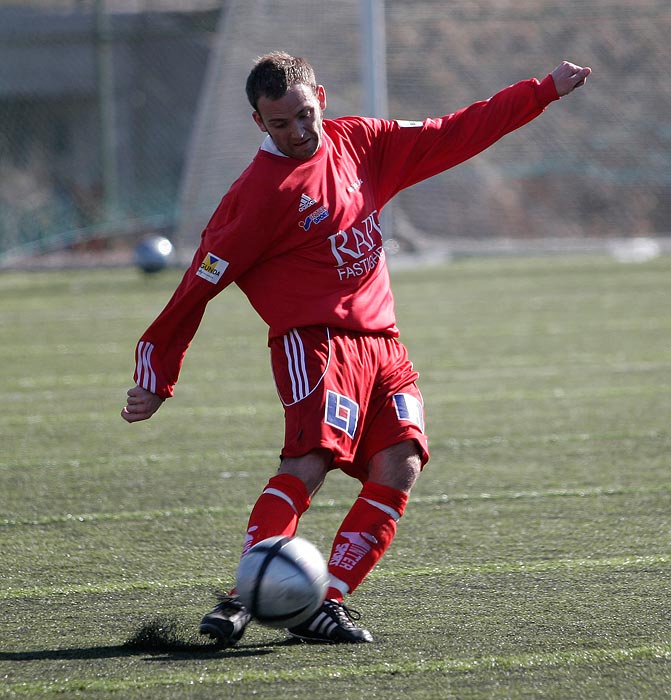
[235, 536, 329, 628]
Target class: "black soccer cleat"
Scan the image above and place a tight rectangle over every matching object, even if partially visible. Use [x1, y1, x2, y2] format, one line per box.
[199, 593, 252, 646]
[287, 599, 374, 643]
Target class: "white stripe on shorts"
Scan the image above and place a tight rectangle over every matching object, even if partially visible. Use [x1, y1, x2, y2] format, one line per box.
[283, 329, 309, 402]
[278, 328, 332, 407]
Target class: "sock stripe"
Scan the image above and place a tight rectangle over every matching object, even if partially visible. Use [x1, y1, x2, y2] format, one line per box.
[328, 575, 350, 597]
[263, 487, 298, 514]
[360, 497, 402, 522]
[360, 481, 408, 518]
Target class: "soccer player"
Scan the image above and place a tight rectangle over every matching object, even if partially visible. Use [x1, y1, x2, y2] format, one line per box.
[122, 52, 591, 644]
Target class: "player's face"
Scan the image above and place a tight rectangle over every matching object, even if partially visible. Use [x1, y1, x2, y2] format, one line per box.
[253, 84, 327, 160]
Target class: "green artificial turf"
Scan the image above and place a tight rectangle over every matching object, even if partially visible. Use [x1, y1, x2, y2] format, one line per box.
[1, 255, 669, 698]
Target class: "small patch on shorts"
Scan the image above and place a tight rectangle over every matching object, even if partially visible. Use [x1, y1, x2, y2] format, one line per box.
[324, 390, 359, 439]
[393, 393, 425, 432]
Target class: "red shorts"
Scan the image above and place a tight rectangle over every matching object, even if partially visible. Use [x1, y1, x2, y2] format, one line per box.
[270, 326, 429, 482]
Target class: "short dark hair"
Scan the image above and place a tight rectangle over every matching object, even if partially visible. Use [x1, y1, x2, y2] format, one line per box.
[246, 52, 317, 111]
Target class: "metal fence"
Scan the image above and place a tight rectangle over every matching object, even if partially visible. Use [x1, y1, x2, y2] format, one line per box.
[0, 0, 218, 259]
[1, 0, 669, 262]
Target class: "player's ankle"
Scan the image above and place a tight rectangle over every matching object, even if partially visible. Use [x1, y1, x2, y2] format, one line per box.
[325, 587, 344, 602]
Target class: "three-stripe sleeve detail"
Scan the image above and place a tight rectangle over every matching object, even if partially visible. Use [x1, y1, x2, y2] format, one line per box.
[136, 341, 157, 394]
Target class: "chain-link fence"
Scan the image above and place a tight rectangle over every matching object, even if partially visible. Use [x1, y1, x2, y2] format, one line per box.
[387, 0, 671, 250]
[0, 0, 220, 260]
[1, 0, 669, 263]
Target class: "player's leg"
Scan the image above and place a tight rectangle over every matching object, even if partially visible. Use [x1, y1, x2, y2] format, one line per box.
[324, 439, 421, 601]
[201, 328, 336, 645]
[199, 450, 330, 645]
[287, 440, 422, 644]
[240, 449, 331, 557]
[287, 336, 429, 643]
[322, 336, 428, 603]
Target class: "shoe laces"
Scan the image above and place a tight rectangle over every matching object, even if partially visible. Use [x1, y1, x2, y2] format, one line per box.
[214, 591, 245, 611]
[324, 599, 362, 627]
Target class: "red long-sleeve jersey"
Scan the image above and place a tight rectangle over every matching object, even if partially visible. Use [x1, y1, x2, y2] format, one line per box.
[134, 74, 559, 398]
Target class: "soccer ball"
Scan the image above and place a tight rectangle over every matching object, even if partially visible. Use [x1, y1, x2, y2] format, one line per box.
[235, 536, 329, 628]
[134, 235, 175, 273]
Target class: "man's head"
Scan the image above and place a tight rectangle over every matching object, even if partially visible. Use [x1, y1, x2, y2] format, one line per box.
[246, 52, 327, 160]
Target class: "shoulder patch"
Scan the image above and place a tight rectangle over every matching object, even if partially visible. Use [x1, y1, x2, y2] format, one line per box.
[196, 252, 229, 284]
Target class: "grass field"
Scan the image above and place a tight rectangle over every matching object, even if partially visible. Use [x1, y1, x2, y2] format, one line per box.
[1, 255, 670, 699]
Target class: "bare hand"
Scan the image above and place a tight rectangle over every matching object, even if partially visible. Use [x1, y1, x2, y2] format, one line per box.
[121, 385, 164, 423]
[551, 61, 592, 97]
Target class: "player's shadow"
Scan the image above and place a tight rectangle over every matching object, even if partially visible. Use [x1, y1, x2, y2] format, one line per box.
[0, 616, 289, 662]
[0, 641, 280, 663]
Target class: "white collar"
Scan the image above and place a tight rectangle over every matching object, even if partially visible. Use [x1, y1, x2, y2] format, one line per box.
[260, 135, 288, 158]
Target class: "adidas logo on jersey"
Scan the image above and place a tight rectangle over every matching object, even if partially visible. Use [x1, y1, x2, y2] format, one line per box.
[299, 193, 317, 212]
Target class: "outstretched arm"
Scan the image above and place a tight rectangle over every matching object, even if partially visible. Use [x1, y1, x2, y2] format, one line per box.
[551, 61, 591, 97]
[121, 385, 165, 423]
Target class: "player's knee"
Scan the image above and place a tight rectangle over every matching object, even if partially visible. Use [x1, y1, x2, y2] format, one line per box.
[279, 448, 332, 497]
[368, 440, 422, 493]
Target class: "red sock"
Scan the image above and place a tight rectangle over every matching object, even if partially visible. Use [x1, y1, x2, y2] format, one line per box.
[240, 473, 311, 556]
[325, 482, 408, 601]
